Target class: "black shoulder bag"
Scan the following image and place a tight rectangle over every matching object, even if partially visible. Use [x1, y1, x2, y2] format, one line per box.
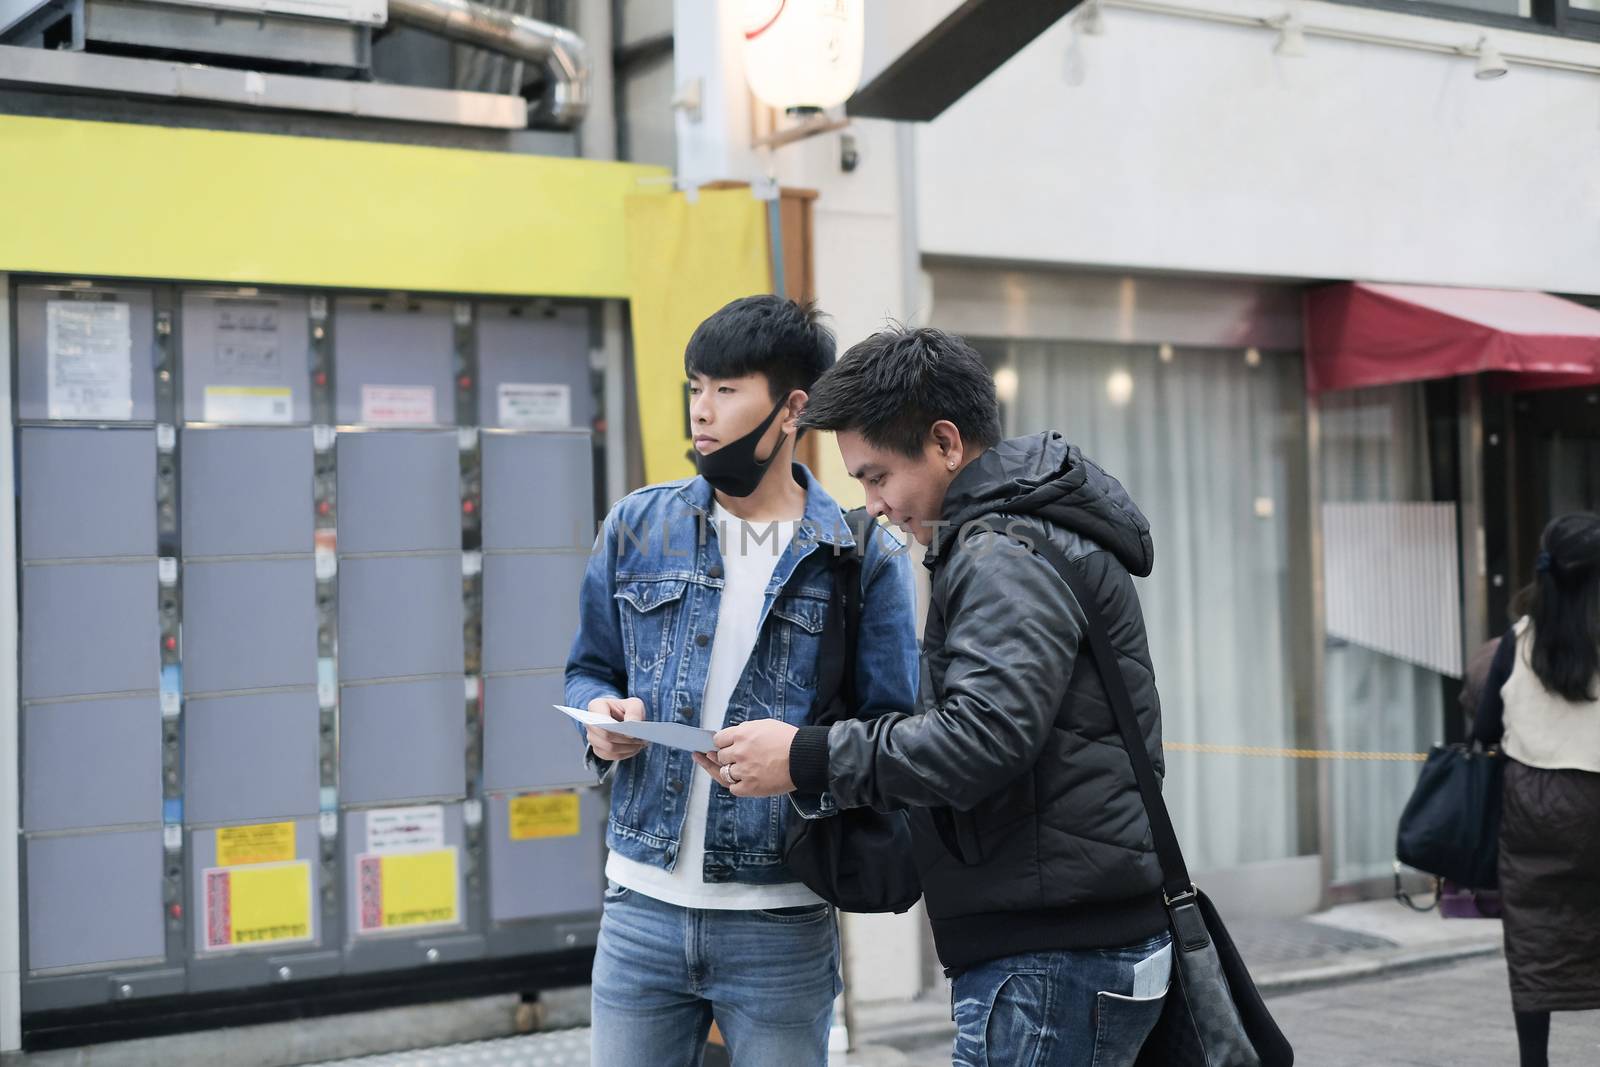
[1025, 534, 1294, 1067]
[781, 510, 922, 914]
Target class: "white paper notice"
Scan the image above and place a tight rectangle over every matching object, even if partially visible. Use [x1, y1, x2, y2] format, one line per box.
[362, 385, 437, 426]
[554, 705, 717, 753]
[47, 301, 133, 421]
[204, 386, 293, 424]
[365, 805, 446, 855]
[498, 383, 571, 429]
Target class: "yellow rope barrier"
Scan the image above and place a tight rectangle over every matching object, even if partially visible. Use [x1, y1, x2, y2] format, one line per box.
[1163, 741, 1429, 763]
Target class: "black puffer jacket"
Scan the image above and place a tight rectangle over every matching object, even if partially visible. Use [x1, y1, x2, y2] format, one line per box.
[790, 433, 1167, 971]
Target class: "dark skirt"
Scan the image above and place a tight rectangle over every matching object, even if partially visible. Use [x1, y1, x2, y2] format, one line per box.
[1498, 758, 1600, 1013]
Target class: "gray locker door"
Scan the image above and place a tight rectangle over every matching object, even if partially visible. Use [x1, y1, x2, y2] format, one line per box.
[333, 298, 454, 427]
[486, 790, 602, 923]
[26, 830, 164, 971]
[20, 428, 156, 561]
[188, 816, 322, 958]
[181, 291, 313, 425]
[181, 428, 314, 557]
[482, 673, 589, 792]
[15, 285, 158, 423]
[480, 433, 594, 552]
[337, 555, 464, 682]
[342, 804, 468, 941]
[481, 553, 586, 674]
[23, 696, 162, 831]
[336, 431, 460, 554]
[183, 559, 319, 693]
[340, 678, 466, 804]
[22, 562, 158, 700]
[476, 304, 594, 431]
[184, 690, 321, 824]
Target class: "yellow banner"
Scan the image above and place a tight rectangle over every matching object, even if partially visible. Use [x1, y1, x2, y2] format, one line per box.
[216, 822, 295, 867]
[624, 190, 773, 485]
[359, 849, 459, 933]
[509, 793, 581, 840]
[204, 861, 312, 950]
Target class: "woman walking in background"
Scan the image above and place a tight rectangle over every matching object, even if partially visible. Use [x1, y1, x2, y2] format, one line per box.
[1473, 512, 1600, 1067]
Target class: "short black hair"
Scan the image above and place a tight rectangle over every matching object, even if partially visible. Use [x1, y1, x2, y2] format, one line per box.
[684, 295, 835, 401]
[798, 326, 1001, 457]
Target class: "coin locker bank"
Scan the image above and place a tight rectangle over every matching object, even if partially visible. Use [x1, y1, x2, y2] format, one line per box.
[11, 278, 606, 1012]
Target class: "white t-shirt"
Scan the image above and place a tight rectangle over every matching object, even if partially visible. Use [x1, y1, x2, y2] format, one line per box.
[605, 502, 825, 910]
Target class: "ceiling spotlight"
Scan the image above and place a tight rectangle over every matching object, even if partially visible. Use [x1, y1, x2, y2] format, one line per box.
[1158, 342, 1175, 364]
[1474, 36, 1508, 80]
[1078, 0, 1106, 36]
[1245, 347, 1263, 367]
[1274, 14, 1307, 58]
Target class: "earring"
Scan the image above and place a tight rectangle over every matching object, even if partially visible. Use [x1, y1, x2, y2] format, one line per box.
[947, 461, 956, 470]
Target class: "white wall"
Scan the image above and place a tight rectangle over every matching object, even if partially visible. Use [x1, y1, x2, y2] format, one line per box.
[916, 0, 1600, 294]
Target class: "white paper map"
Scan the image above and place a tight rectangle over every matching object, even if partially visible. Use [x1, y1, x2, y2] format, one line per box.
[47, 300, 133, 421]
[554, 705, 716, 752]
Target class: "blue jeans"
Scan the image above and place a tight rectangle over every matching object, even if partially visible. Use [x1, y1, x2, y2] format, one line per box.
[590, 883, 841, 1067]
[951, 933, 1173, 1067]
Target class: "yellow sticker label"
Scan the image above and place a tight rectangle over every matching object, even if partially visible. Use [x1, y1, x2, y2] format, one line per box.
[358, 849, 459, 933]
[509, 793, 581, 840]
[204, 861, 312, 950]
[216, 821, 295, 867]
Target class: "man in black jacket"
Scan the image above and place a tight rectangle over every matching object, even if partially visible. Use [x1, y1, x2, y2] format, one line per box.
[708, 326, 1173, 1065]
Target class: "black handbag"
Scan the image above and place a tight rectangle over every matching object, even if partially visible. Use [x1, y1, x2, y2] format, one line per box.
[1026, 535, 1294, 1067]
[1396, 743, 1504, 890]
[781, 511, 921, 914]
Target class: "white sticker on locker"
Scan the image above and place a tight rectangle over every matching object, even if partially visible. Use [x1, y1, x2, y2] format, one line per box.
[157, 423, 177, 452]
[46, 300, 134, 421]
[158, 557, 179, 585]
[462, 799, 482, 828]
[365, 805, 446, 855]
[320, 811, 339, 839]
[461, 551, 482, 578]
[314, 549, 337, 582]
[457, 427, 478, 452]
[317, 658, 337, 709]
[164, 824, 183, 851]
[204, 386, 293, 425]
[161, 690, 181, 718]
[498, 383, 571, 429]
[312, 425, 335, 452]
[360, 385, 436, 426]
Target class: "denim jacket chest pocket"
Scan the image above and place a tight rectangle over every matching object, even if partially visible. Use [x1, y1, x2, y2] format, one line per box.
[765, 586, 829, 721]
[615, 577, 689, 685]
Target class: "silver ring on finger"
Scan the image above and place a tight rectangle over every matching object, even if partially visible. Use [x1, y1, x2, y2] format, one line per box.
[721, 763, 736, 784]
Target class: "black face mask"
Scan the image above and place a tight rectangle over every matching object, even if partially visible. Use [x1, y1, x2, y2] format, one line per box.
[695, 396, 789, 498]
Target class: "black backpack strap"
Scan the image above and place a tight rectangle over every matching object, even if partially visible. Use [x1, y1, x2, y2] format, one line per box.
[813, 507, 867, 726]
[1019, 530, 1194, 904]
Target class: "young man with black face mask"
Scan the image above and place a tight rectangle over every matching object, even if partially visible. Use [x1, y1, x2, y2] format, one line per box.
[564, 295, 919, 1067]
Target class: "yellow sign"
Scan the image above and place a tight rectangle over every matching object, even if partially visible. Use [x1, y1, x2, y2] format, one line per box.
[204, 861, 313, 950]
[509, 793, 581, 841]
[358, 848, 459, 933]
[216, 822, 295, 867]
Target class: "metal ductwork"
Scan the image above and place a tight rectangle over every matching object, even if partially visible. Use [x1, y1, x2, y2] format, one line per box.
[387, 0, 589, 127]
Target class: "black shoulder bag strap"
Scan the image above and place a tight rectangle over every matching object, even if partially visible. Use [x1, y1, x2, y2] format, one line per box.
[814, 508, 866, 726]
[1023, 532, 1204, 942]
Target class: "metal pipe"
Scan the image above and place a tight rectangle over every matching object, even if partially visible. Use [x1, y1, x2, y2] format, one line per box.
[386, 0, 589, 128]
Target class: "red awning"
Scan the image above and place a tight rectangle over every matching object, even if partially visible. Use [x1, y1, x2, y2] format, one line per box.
[1304, 282, 1600, 393]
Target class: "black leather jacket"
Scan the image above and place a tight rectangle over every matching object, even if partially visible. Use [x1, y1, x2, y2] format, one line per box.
[790, 433, 1168, 971]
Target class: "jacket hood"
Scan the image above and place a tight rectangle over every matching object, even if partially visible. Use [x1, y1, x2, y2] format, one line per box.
[937, 432, 1154, 577]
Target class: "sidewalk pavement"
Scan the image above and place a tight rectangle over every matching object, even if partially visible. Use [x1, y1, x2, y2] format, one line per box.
[3, 900, 1503, 1067]
[841, 898, 1506, 1060]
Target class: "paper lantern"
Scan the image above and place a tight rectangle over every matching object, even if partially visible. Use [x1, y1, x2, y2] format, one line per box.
[743, 0, 865, 111]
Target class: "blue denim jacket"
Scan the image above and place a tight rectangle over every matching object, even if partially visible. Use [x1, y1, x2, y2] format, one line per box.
[565, 466, 920, 885]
